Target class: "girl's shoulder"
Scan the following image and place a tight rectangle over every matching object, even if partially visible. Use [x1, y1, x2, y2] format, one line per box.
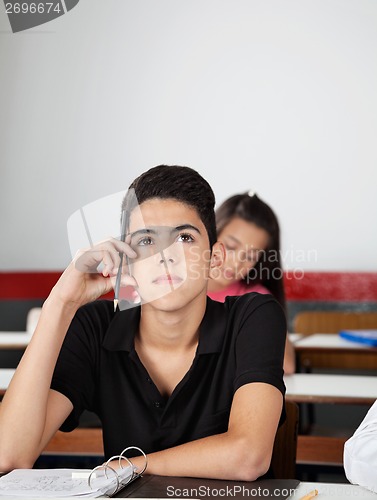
[243, 282, 271, 295]
[231, 280, 271, 296]
[207, 281, 271, 303]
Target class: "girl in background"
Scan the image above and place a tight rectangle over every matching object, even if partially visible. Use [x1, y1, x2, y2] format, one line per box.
[207, 191, 296, 374]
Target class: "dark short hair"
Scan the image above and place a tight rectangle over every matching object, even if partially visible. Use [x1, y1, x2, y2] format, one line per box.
[216, 193, 286, 310]
[122, 165, 217, 249]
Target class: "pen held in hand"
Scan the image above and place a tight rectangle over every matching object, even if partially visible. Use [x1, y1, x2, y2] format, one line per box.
[114, 210, 128, 312]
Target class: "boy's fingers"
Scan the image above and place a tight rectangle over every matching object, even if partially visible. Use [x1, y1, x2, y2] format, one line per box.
[109, 273, 138, 289]
[74, 239, 136, 274]
[106, 236, 136, 257]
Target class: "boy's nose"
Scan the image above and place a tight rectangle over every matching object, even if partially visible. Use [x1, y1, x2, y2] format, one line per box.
[158, 246, 176, 264]
[159, 254, 174, 264]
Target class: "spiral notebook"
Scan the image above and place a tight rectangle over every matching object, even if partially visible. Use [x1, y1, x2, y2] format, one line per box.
[0, 446, 147, 498]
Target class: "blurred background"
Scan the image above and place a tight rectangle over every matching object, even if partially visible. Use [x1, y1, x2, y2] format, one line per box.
[1, 0, 376, 272]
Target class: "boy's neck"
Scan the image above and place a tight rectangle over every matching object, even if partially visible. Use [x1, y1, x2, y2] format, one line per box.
[138, 293, 206, 352]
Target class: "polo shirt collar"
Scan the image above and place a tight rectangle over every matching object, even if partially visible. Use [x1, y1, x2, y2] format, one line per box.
[102, 304, 140, 352]
[102, 297, 227, 354]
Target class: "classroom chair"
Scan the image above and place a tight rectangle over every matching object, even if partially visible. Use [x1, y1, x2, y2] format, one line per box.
[43, 427, 104, 457]
[270, 401, 299, 479]
[293, 311, 377, 336]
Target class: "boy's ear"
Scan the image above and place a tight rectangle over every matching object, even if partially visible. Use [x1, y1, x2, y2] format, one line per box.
[209, 241, 225, 278]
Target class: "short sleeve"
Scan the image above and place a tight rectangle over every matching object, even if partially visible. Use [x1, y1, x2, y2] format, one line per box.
[51, 301, 111, 431]
[233, 294, 286, 396]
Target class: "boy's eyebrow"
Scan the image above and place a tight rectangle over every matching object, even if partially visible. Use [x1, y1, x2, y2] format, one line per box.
[130, 225, 201, 238]
[172, 224, 201, 235]
[129, 228, 158, 238]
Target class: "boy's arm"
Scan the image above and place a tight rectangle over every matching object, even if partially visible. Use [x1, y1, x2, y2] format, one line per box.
[130, 382, 283, 481]
[0, 240, 136, 472]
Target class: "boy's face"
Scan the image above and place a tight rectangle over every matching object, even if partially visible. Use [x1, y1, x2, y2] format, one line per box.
[127, 198, 212, 310]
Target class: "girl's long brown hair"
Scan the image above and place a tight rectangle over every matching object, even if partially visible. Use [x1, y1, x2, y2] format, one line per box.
[216, 193, 286, 311]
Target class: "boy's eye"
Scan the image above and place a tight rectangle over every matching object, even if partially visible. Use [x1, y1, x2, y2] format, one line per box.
[177, 233, 194, 243]
[138, 236, 154, 246]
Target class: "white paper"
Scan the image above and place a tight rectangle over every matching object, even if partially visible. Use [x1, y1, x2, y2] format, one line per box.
[0, 466, 135, 498]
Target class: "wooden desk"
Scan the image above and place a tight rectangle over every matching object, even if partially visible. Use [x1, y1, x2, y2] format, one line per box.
[0, 368, 15, 397]
[285, 372, 376, 466]
[0, 332, 31, 350]
[117, 477, 377, 499]
[116, 476, 299, 499]
[294, 333, 377, 370]
[295, 333, 377, 351]
[288, 333, 303, 343]
[285, 373, 377, 405]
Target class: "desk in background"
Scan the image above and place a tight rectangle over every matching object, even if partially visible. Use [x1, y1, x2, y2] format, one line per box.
[284, 372, 377, 467]
[294, 333, 377, 351]
[285, 373, 377, 405]
[0, 368, 15, 397]
[0, 332, 31, 350]
[294, 333, 377, 371]
[0, 309, 39, 351]
[0, 332, 30, 369]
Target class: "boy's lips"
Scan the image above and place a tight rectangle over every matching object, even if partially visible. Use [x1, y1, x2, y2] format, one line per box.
[152, 274, 183, 285]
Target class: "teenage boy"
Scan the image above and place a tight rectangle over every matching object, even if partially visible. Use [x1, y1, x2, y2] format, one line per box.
[0, 165, 286, 480]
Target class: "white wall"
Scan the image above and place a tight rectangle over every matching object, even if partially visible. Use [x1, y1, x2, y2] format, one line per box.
[1, 0, 376, 271]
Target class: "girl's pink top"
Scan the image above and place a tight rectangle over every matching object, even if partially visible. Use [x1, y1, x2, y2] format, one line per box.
[207, 281, 270, 303]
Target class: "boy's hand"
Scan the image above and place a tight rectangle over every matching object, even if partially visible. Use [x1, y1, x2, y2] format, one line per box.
[50, 238, 137, 310]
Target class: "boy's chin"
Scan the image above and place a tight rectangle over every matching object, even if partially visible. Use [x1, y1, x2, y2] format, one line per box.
[139, 288, 183, 306]
[139, 287, 206, 311]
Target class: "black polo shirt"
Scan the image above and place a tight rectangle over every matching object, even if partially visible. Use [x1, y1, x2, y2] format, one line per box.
[51, 293, 286, 459]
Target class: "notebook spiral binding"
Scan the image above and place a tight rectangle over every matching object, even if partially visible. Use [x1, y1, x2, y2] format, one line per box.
[88, 445, 147, 497]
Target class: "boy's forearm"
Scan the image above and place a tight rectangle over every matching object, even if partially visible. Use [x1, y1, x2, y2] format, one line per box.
[130, 431, 270, 481]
